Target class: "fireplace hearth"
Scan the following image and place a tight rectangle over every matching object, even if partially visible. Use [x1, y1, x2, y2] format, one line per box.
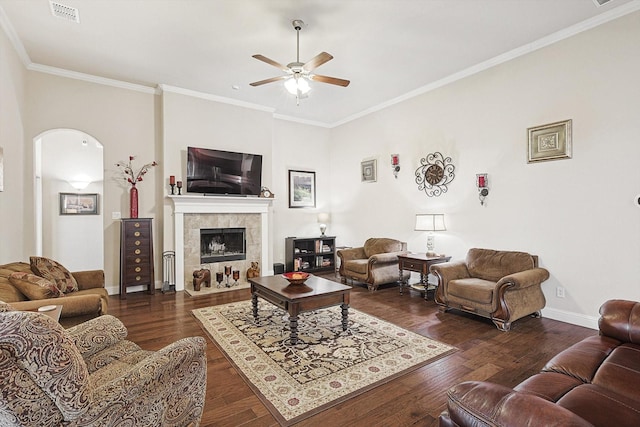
[200, 227, 246, 263]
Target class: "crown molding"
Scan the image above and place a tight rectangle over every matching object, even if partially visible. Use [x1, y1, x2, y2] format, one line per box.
[331, 1, 640, 128]
[158, 84, 275, 113]
[27, 63, 158, 94]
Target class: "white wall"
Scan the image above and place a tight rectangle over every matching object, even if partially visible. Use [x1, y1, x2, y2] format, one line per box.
[24, 72, 157, 292]
[0, 23, 26, 263]
[329, 11, 640, 328]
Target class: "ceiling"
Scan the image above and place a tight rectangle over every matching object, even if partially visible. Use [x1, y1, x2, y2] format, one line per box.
[1, 0, 638, 126]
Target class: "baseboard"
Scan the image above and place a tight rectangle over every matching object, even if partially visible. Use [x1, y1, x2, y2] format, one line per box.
[541, 307, 599, 330]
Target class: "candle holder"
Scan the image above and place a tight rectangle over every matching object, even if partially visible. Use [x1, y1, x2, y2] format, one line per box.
[170, 184, 176, 195]
[224, 265, 232, 287]
[176, 180, 183, 195]
[232, 270, 240, 286]
[169, 175, 176, 195]
[215, 272, 224, 288]
[476, 173, 489, 206]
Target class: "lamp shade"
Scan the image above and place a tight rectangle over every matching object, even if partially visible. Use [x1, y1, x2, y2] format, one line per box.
[415, 214, 446, 231]
[317, 212, 330, 224]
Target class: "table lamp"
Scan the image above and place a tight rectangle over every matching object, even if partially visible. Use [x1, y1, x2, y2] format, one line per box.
[415, 213, 446, 253]
[317, 212, 330, 236]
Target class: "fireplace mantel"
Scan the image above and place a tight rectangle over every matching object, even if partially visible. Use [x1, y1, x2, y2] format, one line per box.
[168, 195, 273, 291]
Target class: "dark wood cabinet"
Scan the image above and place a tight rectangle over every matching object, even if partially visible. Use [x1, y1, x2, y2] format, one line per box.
[119, 218, 154, 299]
[285, 236, 336, 273]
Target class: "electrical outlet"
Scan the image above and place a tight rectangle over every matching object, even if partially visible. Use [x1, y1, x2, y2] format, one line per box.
[112, 212, 121, 220]
[556, 286, 565, 298]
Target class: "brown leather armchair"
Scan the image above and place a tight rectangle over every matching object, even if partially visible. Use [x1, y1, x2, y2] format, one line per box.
[338, 238, 410, 291]
[431, 248, 549, 331]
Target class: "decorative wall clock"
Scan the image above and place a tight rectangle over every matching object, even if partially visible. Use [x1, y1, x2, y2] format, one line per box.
[415, 152, 455, 197]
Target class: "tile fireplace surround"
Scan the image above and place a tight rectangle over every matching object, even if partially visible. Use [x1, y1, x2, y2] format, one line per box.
[169, 195, 273, 291]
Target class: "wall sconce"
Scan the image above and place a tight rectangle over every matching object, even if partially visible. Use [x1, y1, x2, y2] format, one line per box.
[317, 212, 330, 237]
[476, 173, 489, 206]
[415, 213, 446, 254]
[391, 154, 400, 178]
[69, 174, 91, 190]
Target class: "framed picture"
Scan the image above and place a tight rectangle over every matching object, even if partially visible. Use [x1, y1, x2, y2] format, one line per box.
[527, 119, 572, 163]
[288, 170, 316, 208]
[60, 193, 99, 215]
[361, 159, 377, 183]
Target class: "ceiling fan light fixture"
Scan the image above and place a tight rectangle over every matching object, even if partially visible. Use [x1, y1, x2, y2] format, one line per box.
[284, 76, 311, 95]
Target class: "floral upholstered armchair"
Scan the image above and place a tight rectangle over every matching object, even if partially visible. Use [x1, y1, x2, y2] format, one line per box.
[0, 302, 207, 426]
[430, 248, 549, 331]
[338, 237, 410, 291]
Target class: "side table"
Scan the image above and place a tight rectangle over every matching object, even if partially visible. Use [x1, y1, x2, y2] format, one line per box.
[398, 253, 451, 300]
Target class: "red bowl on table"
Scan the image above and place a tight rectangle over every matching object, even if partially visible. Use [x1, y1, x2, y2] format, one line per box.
[282, 271, 310, 285]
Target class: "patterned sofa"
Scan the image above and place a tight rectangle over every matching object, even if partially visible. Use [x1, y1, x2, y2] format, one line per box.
[0, 302, 207, 426]
[0, 261, 108, 327]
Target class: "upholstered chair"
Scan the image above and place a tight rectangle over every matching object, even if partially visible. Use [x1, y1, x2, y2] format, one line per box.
[0, 306, 207, 426]
[338, 237, 410, 291]
[431, 248, 549, 331]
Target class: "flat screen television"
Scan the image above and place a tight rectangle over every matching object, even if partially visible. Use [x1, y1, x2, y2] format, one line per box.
[187, 147, 262, 196]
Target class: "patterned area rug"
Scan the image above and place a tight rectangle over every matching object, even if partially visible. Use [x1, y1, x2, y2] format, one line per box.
[193, 300, 456, 425]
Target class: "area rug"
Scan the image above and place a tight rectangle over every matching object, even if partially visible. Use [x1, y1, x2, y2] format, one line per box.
[192, 300, 456, 425]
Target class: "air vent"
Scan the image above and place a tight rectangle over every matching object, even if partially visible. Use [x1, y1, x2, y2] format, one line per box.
[49, 1, 80, 23]
[592, 0, 614, 6]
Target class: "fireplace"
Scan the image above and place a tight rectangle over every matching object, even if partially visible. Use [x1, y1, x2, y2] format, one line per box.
[169, 195, 273, 291]
[200, 227, 246, 263]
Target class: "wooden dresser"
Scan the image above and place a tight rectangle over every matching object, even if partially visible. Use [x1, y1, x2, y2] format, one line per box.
[119, 218, 155, 299]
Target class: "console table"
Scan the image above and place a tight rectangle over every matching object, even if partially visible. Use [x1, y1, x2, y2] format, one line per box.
[398, 253, 451, 300]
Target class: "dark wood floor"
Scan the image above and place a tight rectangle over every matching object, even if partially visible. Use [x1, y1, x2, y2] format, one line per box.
[109, 274, 594, 427]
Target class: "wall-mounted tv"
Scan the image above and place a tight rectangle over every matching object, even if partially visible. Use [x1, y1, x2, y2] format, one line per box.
[187, 147, 262, 196]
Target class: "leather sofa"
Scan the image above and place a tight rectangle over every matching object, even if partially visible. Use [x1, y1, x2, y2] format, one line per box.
[439, 299, 640, 427]
[431, 248, 549, 331]
[0, 301, 207, 426]
[0, 262, 108, 327]
[337, 237, 410, 291]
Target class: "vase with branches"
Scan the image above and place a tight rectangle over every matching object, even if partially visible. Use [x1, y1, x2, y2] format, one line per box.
[116, 156, 157, 218]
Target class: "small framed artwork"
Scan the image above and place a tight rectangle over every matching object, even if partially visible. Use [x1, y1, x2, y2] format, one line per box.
[60, 193, 99, 215]
[288, 170, 316, 208]
[361, 159, 377, 183]
[527, 119, 572, 163]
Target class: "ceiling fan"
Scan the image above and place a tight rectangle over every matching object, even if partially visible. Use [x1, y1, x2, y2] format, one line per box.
[250, 20, 350, 100]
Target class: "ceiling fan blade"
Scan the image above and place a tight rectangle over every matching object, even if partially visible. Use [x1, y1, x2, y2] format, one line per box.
[303, 52, 333, 72]
[310, 74, 350, 87]
[252, 54, 289, 71]
[249, 75, 287, 87]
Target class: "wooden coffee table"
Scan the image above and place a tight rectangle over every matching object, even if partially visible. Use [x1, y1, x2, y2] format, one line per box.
[249, 274, 351, 345]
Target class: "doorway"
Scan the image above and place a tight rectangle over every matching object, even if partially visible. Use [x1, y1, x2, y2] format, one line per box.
[34, 129, 104, 271]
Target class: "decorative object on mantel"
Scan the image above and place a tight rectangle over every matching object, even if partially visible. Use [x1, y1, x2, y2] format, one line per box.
[391, 153, 400, 178]
[116, 156, 157, 218]
[260, 186, 274, 198]
[415, 213, 446, 253]
[176, 180, 183, 195]
[527, 119, 572, 163]
[415, 152, 455, 197]
[192, 300, 455, 426]
[169, 175, 176, 195]
[476, 173, 489, 206]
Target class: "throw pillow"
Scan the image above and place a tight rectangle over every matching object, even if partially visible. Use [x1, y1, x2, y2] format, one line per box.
[9, 272, 64, 299]
[29, 256, 78, 294]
